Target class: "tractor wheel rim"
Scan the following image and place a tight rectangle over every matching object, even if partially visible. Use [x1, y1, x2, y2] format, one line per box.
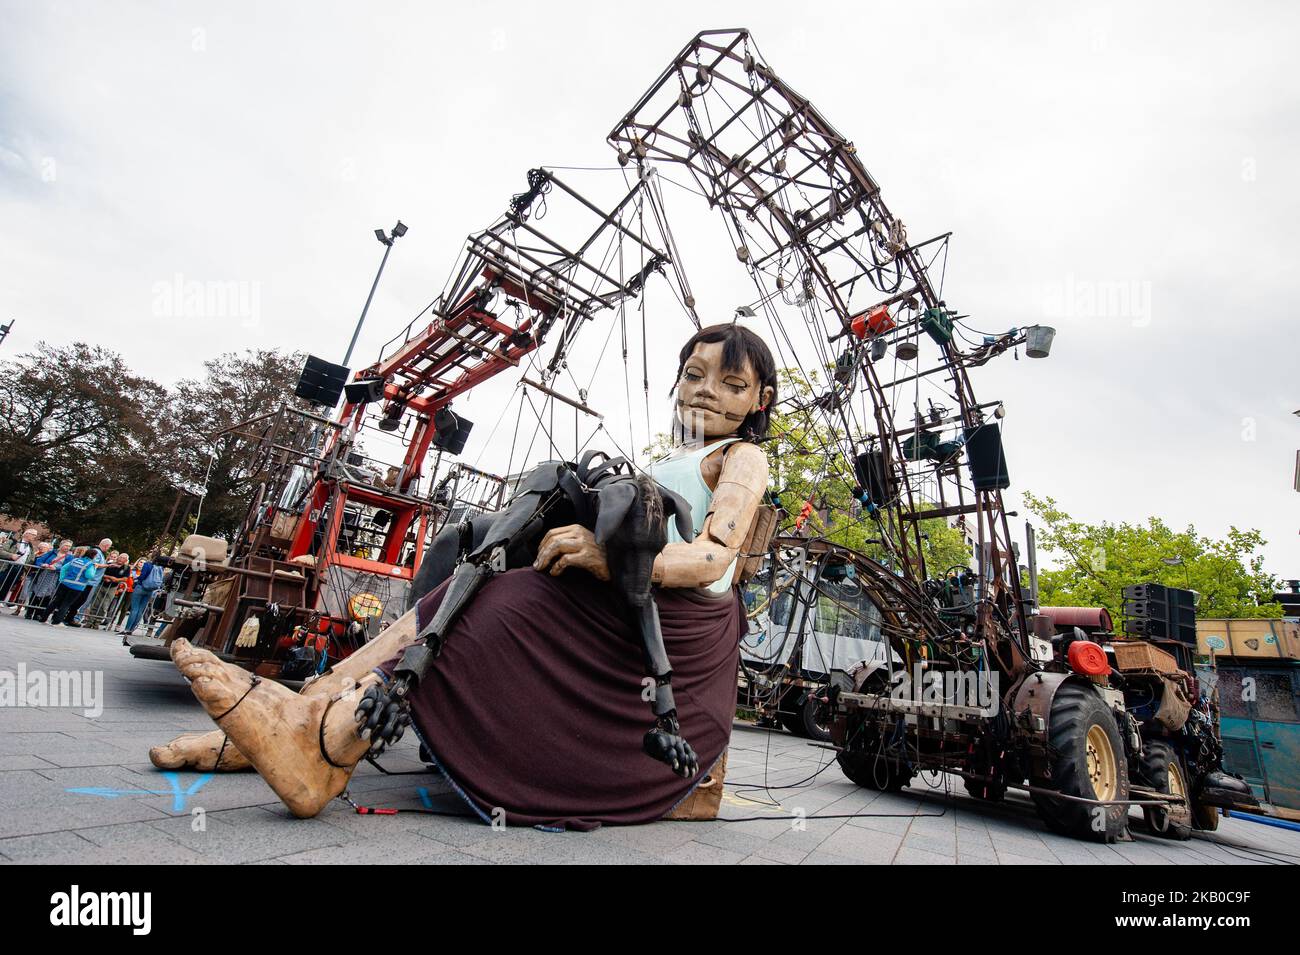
[1085, 724, 1118, 803]
[1167, 760, 1186, 800]
[1152, 756, 1187, 832]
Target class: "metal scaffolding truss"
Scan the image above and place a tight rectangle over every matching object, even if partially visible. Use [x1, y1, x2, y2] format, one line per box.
[609, 28, 1029, 659]
[370, 169, 670, 415]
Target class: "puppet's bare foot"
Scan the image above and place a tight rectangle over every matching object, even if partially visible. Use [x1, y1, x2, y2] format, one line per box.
[149, 732, 251, 772]
[170, 639, 366, 818]
[149, 669, 359, 772]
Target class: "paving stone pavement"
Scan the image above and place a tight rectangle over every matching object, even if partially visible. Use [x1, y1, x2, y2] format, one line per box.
[2, 612, 1297, 865]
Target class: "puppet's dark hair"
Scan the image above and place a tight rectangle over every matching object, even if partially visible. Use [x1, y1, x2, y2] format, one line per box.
[671, 323, 777, 442]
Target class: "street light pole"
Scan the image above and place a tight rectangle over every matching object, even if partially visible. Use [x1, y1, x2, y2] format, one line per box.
[1162, 555, 1192, 590]
[342, 221, 407, 368]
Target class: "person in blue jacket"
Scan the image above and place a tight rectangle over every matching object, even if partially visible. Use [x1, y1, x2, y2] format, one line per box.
[121, 552, 164, 635]
[48, 547, 101, 627]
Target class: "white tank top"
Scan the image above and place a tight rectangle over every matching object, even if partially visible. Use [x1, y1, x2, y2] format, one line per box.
[646, 437, 743, 593]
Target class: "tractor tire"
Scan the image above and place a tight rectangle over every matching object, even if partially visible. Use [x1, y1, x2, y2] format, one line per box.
[838, 748, 913, 792]
[1192, 802, 1221, 832]
[778, 691, 808, 738]
[777, 689, 831, 742]
[797, 691, 832, 742]
[963, 774, 1007, 802]
[1138, 740, 1193, 840]
[836, 714, 914, 792]
[1031, 682, 1130, 842]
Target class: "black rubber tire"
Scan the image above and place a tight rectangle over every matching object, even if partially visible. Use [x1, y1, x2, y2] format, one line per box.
[963, 774, 1007, 802]
[777, 690, 808, 738]
[836, 714, 914, 792]
[799, 692, 832, 742]
[1031, 682, 1130, 842]
[1139, 740, 1193, 840]
[838, 748, 913, 791]
[1192, 802, 1221, 831]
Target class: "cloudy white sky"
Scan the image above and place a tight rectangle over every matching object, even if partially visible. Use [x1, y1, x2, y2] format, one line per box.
[2, 1, 1297, 575]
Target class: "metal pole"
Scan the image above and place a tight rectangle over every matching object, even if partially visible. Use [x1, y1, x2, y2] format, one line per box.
[1025, 521, 1039, 608]
[192, 451, 216, 534]
[343, 240, 393, 368]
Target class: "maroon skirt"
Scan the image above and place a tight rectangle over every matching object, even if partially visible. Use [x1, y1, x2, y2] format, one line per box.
[379, 566, 743, 830]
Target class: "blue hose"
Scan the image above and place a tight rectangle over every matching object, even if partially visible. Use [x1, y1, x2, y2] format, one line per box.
[1226, 809, 1300, 833]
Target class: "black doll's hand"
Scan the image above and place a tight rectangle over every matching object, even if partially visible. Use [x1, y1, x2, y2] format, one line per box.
[643, 715, 698, 778]
[353, 681, 411, 755]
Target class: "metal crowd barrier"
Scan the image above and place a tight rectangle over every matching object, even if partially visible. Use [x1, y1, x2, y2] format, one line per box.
[0, 557, 57, 618]
[0, 558, 160, 633]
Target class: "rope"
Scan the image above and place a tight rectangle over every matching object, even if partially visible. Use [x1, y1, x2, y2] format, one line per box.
[212, 675, 262, 723]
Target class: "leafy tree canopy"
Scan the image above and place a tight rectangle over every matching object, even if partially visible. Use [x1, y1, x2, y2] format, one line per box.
[1023, 491, 1282, 620]
[0, 341, 303, 553]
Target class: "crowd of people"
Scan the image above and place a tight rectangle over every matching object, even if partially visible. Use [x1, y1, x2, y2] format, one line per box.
[0, 528, 167, 634]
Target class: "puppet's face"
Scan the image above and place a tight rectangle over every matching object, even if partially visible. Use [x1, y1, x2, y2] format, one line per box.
[674, 340, 771, 440]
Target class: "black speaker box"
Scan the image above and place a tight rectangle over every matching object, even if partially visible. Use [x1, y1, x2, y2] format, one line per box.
[344, 377, 386, 404]
[1122, 582, 1197, 644]
[853, 449, 896, 505]
[433, 407, 474, 455]
[963, 423, 1010, 490]
[294, 355, 350, 406]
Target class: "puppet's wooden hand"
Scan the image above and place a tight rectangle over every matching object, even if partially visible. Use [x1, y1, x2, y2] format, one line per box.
[534, 525, 611, 581]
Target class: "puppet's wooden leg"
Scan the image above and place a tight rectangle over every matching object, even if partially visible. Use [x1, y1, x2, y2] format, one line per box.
[169, 637, 383, 817]
[150, 608, 420, 773]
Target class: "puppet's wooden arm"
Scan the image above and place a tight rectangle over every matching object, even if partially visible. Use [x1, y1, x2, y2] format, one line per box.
[652, 442, 769, 589]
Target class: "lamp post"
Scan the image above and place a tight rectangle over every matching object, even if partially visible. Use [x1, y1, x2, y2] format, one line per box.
[342, 221, 407, 368]
[1162, 555, 1192, 590]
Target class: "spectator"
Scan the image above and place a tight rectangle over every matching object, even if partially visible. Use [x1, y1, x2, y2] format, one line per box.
[83, 552, 130, 628]
[122, 551, 165, 636]
[0, 528, 38, 605]
[73, 538, 115, 625]
[48, 546, 101, 627]
[112, 558, 146, 630]
[102, 552, 130, 582]
[11, 541, 53, 614]
[27, 539, 71, 621]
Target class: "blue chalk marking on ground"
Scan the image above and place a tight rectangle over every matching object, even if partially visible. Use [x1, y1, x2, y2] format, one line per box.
[66, 771, 214, 812]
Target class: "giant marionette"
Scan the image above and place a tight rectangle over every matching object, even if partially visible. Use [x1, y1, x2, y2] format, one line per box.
[151, 323, 776, 828]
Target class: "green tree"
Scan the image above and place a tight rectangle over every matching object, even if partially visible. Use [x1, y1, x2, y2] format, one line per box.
[1023, 491, 1282, 621]
[0, 341, 171, 550]
[0, 342, 306, 552]
[159, 348, 307, 542]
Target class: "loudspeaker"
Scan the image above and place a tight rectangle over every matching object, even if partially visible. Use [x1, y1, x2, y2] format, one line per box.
[344, 377, 386, 404]
[1122, 582, 1197, 644]
[853, 449, 895, 505]
[1168, 587, 1197, 644]
[433, 407, 474, 455]
[963, 423, 1010, 490]
[295, 355, 350, 406]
